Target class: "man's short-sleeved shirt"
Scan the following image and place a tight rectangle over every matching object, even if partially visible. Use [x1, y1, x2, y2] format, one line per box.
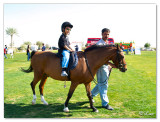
[58, 33, 70, 50]
[96, 39, 109, 67]
[31, 45, 38, 51]
[96, 39, 107, 45]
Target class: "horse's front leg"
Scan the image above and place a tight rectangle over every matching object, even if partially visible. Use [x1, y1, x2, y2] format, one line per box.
[85, 82, 98, 112]
[64, 82, 78, 112]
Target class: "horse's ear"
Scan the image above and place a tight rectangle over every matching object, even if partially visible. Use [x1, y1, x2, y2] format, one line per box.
[117, 44, 119, 49]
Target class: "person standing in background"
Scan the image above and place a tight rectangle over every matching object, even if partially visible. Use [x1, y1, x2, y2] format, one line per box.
[42, 43, 46, 51]
[4, 45, 7, 59]
[5, 45, 8, 54]
[26, 45, 30, 61]
[31, 44, 38, 51]
[75, 45, 79, 52]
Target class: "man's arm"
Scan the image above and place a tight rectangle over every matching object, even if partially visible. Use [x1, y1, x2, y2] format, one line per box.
[107, 62, 117, 68]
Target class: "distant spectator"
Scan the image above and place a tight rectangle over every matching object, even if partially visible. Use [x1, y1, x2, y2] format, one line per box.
[5, 45, 8, 54]
[42, 43, 46, 51]
[4, 46, 7, 59]
[131, 47, 134, 55]
[26, 45, 30, 61]
[31, 44, 38, 51]
[126, 48, 129, 55]
[75, 45, 79, 52]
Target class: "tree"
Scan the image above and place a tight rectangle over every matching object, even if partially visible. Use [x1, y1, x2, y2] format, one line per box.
[46, 44, 50, 49]
[144, 43, 151, 49]
[24, 41, 32, 46]
[6, 27, 18, 48]
[10, 42, 14, 47]
[36, 41, 43, 49]
[19, 44, 27, 51]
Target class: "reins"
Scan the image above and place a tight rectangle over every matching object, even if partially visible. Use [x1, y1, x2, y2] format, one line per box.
[84, 45, 126, 84]
[84, 51, 98, 84]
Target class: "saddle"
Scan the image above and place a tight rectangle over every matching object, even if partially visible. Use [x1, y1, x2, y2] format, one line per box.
[56, 49, 78, 80]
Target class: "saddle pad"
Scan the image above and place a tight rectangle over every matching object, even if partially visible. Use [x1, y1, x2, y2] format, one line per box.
[56, 51, 78, 70]
[68, 51, 78, 70]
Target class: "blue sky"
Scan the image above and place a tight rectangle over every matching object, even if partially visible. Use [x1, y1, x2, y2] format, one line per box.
[4, 3, 156, 48]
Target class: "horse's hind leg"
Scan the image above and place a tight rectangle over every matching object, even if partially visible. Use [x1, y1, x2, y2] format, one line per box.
[39, 74, 48, 105]
[30, 72, 43, 105]
[30, 81, 38, 105]
[85, 82, 98, 112]
[63, 82, 78, 112]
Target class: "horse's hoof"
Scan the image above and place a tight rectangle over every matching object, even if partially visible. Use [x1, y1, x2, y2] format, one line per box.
[41, 100, 48, 105]
[44, 103, 48, 105]
[63, 107, 69, 112]
[32, 100, 36, 105]
[43, 102, 48, 105]
[93, 109, 99, 113]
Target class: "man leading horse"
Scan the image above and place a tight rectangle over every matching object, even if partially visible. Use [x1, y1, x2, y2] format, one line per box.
[91, 28, 116, 110]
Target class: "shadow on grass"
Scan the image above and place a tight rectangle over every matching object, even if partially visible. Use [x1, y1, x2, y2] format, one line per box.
[4, 101, 90, 118]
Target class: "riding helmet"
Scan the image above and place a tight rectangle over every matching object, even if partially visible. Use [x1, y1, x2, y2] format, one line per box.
[61, 21, 73, 32]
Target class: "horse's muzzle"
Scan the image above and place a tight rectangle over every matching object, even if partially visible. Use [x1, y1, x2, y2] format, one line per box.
[120, 68, 127, 72]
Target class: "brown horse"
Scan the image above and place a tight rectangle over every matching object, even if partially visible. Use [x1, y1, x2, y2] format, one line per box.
[21, 44, 127, 112]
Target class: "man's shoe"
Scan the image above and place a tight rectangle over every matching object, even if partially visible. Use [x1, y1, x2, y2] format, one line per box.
[102, 104, 114, 110]
[61, 71, 68, 77]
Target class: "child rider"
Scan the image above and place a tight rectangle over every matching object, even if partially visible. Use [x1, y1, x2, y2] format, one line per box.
[58, 21, 75, 76]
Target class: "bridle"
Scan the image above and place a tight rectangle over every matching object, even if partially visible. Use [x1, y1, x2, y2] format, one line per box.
[116, 49, 127, 71]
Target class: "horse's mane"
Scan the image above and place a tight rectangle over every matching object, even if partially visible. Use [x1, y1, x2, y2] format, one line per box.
[84, 44, 116, 52]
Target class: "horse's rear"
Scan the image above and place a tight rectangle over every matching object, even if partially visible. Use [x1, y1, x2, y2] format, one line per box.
[31, 51, 68, 81]
[24, 51, 68, 105]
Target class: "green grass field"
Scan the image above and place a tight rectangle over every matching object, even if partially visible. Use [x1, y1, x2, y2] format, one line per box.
[4, 51, 156, 118]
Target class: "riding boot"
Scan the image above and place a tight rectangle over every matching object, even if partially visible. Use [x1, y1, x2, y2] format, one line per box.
[61, 68, 68, 76]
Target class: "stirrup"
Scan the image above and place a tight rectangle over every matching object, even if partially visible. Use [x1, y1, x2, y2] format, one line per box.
[61, 71, 68, 76]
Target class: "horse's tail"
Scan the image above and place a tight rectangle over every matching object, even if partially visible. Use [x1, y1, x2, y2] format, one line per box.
[21, 65, 33, 73]
[31, 50, 36, 58]
[21, 50, 36, 73]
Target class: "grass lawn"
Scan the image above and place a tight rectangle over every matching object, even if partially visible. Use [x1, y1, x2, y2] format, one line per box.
[4, 51, 156, 118]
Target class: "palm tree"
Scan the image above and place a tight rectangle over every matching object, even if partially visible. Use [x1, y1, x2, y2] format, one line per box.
[6, 27, 18, 48]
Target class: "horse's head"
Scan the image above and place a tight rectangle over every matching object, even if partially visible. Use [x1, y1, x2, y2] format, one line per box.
[112, 44, 127, 72]
[84, 44, 127, 72]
